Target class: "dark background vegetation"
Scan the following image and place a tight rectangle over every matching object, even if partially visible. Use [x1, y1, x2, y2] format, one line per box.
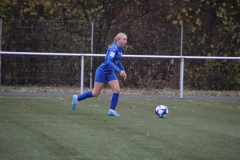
[0, 0, 239, 90]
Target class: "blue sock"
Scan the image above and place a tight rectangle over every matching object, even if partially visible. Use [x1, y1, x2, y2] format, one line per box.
[110, 93, 119, 110]
[77, 90, 93, 101]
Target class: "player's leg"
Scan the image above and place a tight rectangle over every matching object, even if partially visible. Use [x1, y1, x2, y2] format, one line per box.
[92, 82, 104, 97]
[71, 90, 93, 110]
[71, 82, 104, 110]
[107, 73, 121, 116]
[92, 67, 105, 97]
[71, 67, 104, 110]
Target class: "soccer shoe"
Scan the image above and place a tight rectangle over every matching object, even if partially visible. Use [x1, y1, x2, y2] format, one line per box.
[108, 110, 120, 117]
[71, 95, 78, 110]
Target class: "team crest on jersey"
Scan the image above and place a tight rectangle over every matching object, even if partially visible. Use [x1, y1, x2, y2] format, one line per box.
[110, 52, 115, 57]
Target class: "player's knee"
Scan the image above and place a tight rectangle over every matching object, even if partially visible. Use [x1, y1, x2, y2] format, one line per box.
[92, 90, 101, 97]
[113, 88, 120, 94]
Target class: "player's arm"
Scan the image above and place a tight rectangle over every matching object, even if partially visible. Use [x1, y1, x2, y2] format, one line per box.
[105, 51, 122, 73]
[117, 61, 124, 71]
[117, 61, 127, 80]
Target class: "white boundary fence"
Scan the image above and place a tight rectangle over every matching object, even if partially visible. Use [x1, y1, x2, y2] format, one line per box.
[0, 51, 240, 98]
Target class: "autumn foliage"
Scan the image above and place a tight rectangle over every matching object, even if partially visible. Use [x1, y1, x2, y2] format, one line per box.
[0, 0, 239, 90]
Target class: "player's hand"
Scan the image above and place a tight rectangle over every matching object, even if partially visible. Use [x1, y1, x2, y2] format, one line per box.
[120, 71, 127, 80]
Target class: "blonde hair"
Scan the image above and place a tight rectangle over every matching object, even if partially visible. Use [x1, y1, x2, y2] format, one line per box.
[110, 32, 127, 46]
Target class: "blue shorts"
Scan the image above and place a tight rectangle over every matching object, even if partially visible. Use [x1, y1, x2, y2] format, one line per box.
[94, 67, 118, 83]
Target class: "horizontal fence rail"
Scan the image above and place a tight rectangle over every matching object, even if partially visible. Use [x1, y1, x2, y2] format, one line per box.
[2, 51, 240, 60]
[0, 51, 240, 98]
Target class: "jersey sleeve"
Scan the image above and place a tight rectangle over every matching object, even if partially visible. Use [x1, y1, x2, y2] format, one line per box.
[105, 50, 122, 74]
[117, 61, 124, 71]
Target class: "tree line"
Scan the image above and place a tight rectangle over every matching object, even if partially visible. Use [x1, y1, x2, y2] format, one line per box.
[0, 0, 239, 90]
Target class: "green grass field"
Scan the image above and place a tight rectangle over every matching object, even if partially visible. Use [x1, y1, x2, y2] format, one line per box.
[0, 96, 240, 160]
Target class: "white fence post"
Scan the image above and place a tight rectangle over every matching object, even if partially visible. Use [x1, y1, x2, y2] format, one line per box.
[180, 24, 184, 98]
[0, 18, 2, 86]
[90, 22, 94, 89]
[81, 55, 85, 94]
[180, 57, 184, 98]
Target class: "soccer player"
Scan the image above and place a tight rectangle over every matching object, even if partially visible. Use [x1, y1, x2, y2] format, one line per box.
[71, 33, 127, 116]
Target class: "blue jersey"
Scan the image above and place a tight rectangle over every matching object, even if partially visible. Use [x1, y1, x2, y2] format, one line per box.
[99, 43, 124, 74]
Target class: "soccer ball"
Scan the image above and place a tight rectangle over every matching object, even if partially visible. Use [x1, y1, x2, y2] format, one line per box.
[155, 105, 169, 118]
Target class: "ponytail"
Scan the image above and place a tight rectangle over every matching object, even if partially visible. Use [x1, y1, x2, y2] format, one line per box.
[110, 37, 117, 46]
